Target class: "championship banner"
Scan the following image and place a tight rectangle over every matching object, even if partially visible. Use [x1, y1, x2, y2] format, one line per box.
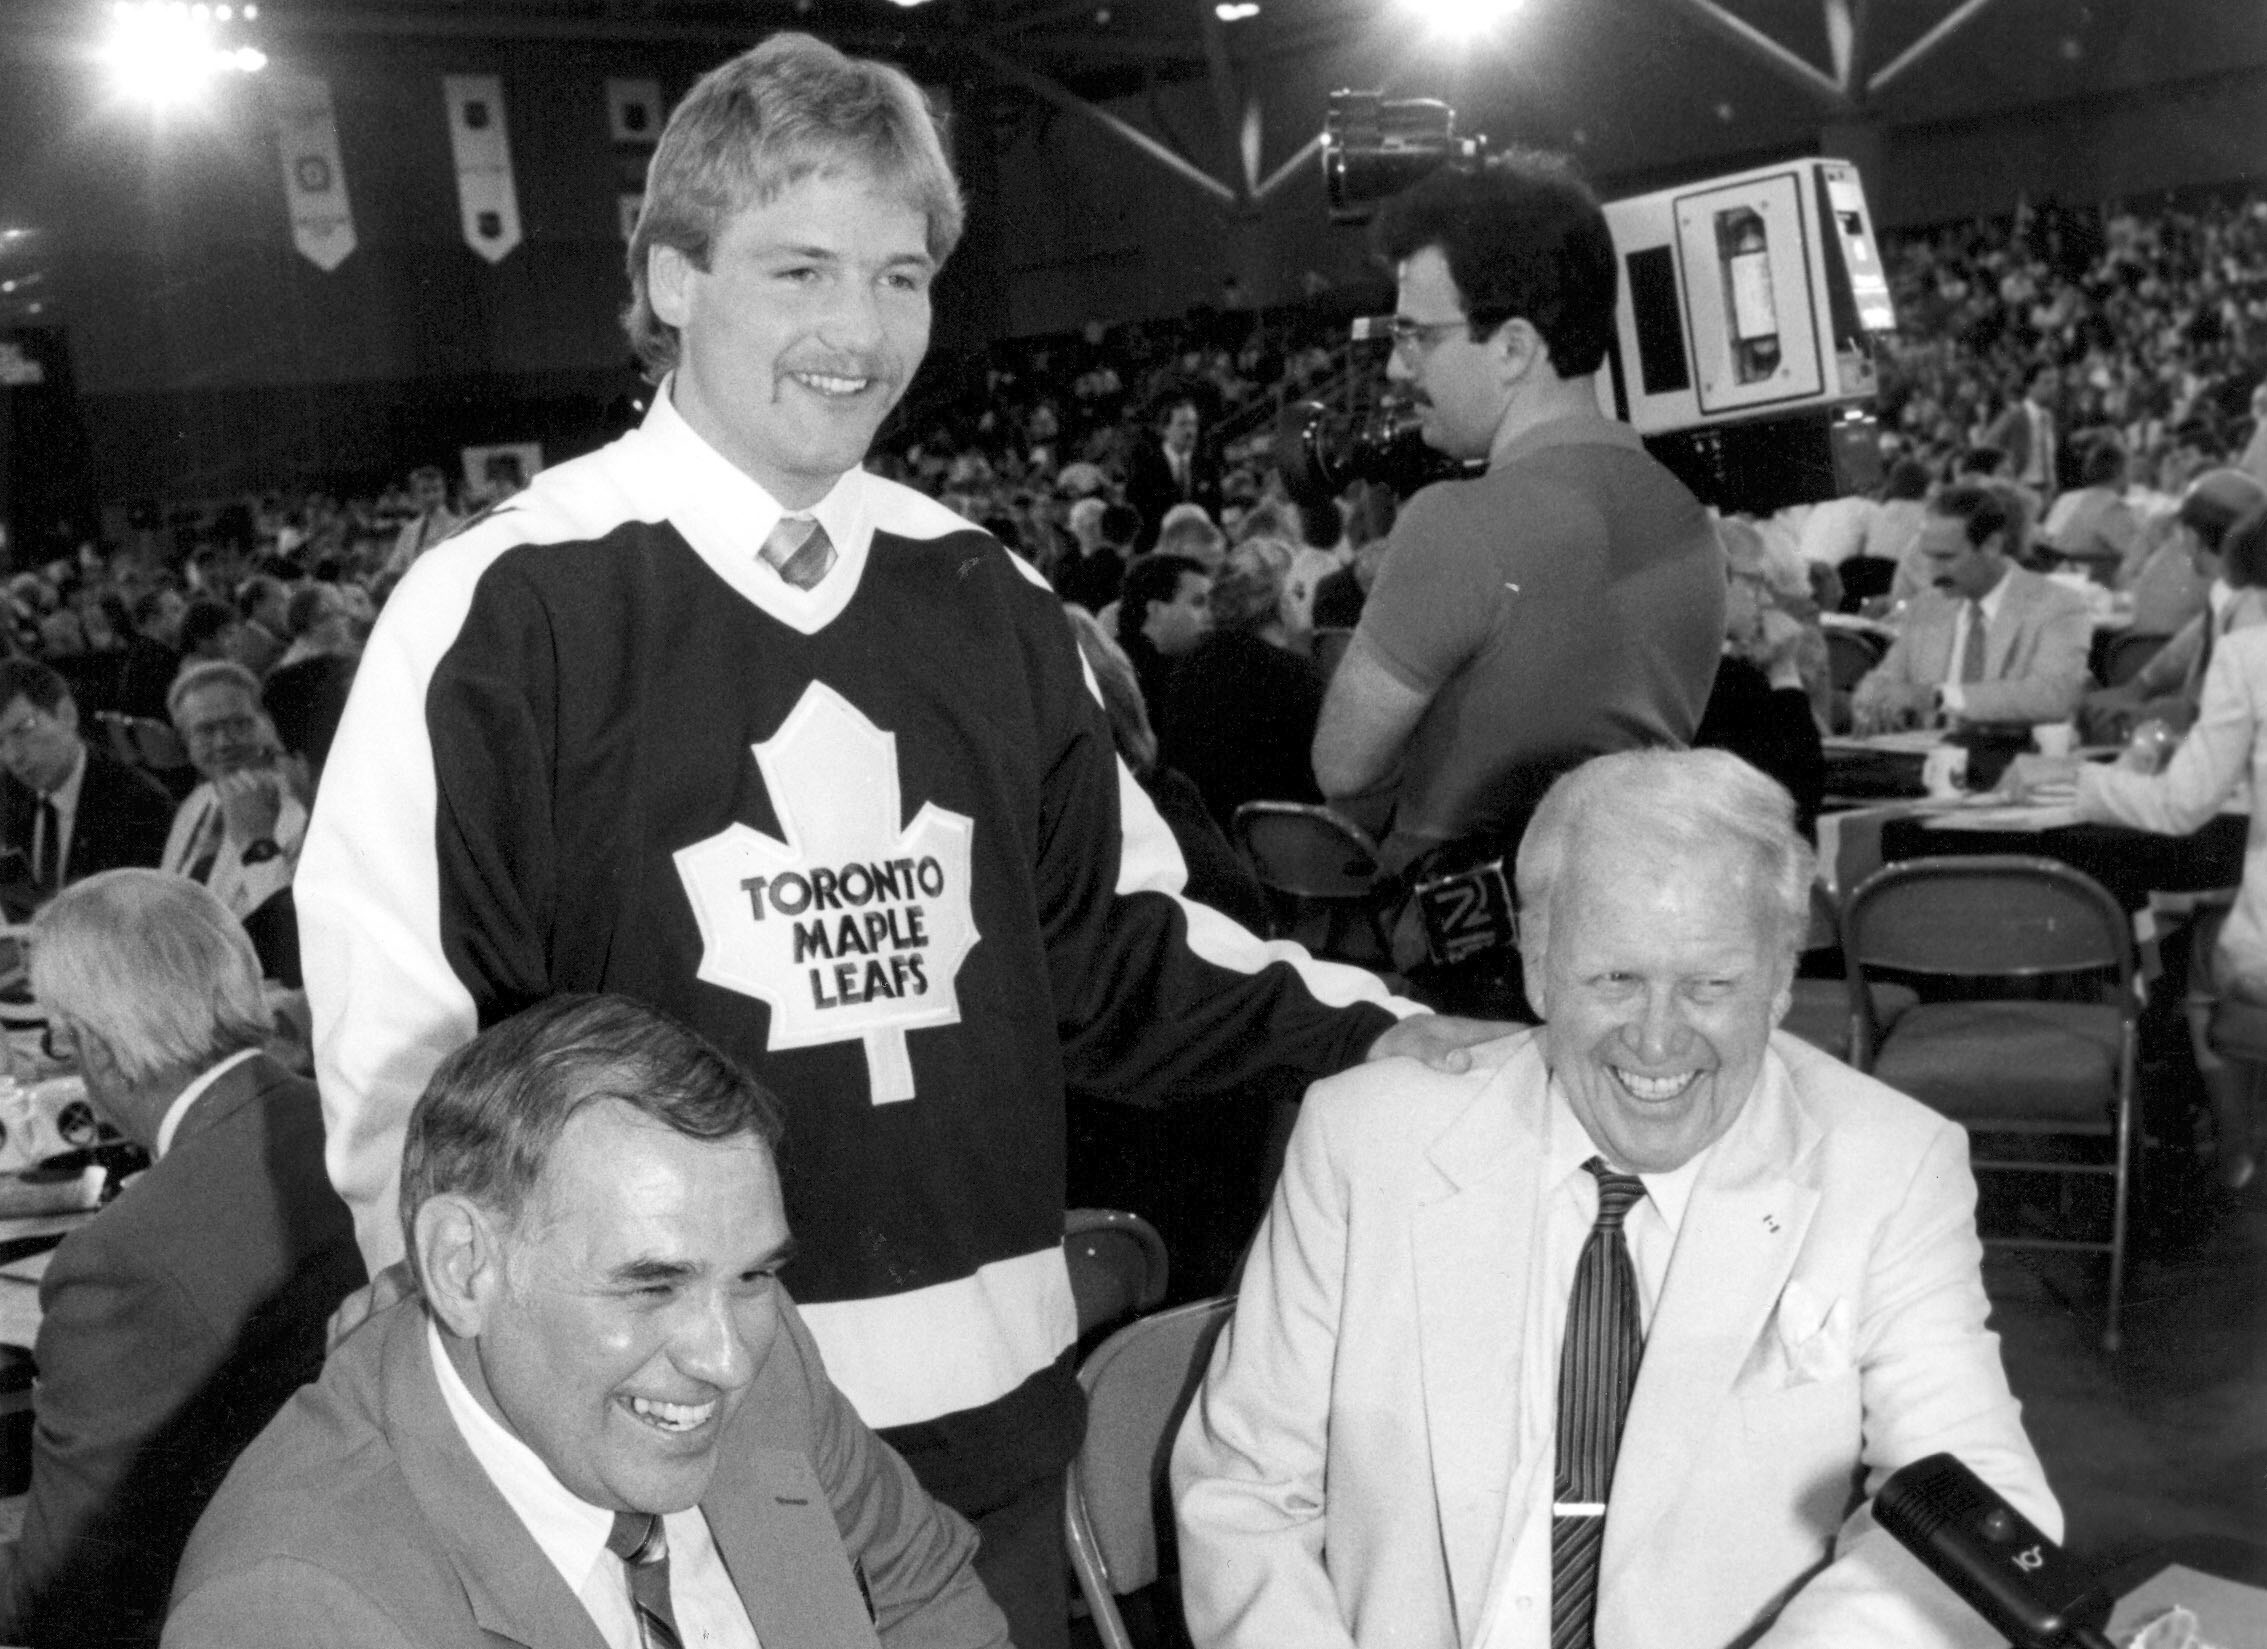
[442, 74, 522, 263]
[269, 73, 356, 272]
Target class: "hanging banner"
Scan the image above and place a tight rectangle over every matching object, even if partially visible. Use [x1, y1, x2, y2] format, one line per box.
[442, 74, 522, 263]
[269, 73, 357, 272]
[607, 77, 662, 146]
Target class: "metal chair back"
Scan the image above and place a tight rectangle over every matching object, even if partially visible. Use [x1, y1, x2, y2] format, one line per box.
[1064, 1297, 1234, 1649]
[1064, 1208, 1170, 1342]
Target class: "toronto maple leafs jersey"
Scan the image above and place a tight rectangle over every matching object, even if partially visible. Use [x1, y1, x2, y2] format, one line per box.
[299, 389, 1406, 1505]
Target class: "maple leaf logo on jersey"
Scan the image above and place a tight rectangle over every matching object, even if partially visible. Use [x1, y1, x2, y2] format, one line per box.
[674, 682, 977, 1103]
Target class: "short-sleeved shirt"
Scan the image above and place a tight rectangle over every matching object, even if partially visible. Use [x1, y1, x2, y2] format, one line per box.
[1357, 411, 1726, 873]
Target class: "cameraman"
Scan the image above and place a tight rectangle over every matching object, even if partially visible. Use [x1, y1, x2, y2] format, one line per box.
[1312, 151, 1725, 1015]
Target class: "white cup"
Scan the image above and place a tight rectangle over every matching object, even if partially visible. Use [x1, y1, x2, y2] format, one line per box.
[2032, 722, 2077, 758]
[1922, 747, 1969, 798]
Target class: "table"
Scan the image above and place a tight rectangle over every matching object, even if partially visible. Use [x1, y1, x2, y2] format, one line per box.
[1877, 811, 2248, 915]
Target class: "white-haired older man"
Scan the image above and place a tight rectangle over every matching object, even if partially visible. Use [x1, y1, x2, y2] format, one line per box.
[1, 871, 362, 1647]
[1175, 748, 2057, 1649]
[162, 662, 306, 923]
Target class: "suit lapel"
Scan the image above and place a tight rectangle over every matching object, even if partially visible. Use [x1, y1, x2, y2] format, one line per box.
[380, 1309, 614, 1649]
[1985, 572, 2032, 680]
[1598, 1050, 1820, 1596]
[1411, 1043, 1549, 1637]
[703, 1416, 881, 1649]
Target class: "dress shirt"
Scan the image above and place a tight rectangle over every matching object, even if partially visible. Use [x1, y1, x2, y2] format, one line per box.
[646, 377, 872, 639]
[160, 782, 309, 921]
[1937, 573, 2013, 717]
[151, 1047, 262, 1159]
[1474, 1079, 1707, 1649]
[32, 744, 88, 888]
[427, 1321, 761, 1649]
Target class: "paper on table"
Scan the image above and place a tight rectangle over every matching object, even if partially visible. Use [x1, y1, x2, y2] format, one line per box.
[1920, 802, 2086, 831]
[2110, 1564, 2267, 1648]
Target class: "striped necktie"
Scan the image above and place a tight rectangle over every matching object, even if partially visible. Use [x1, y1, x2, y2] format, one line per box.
[1550, 1159, 1649, 1649]
[762, 515, 836, 591]
[606, 1512, 683, 1649]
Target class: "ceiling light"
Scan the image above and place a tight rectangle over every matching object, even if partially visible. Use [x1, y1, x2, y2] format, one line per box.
[1215, 2, 1258, 17]
[1399, 0, 1521, 37]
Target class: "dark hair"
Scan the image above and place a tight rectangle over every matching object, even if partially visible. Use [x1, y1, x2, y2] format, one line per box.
[2078, 437, 2126, 490]
[1932, 481, 2022, 553]
[0, 657, 68, 716]
[1098, 503, 1143, 550]
[399, 994, 783, 1263]
[178, 599, 239, 656]
[1297, 496, 1343, 549]
[2221, 507, 2267, 591]
[1115, 553, 1206, 651]
[128, 587, 179, 630]
[1371, 150, 1616, 376]
[1881, 457, 1932, 501]
[1957, 445, 2009, 477]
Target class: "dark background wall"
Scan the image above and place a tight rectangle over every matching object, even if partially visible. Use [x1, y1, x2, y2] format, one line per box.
[0, 0, 2263, 511]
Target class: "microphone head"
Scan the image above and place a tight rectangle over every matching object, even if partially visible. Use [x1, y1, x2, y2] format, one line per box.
[1876, 1453, 2100, 1648]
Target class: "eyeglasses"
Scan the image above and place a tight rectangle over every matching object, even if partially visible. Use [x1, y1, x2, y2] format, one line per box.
[1379, 315, 1471, 357]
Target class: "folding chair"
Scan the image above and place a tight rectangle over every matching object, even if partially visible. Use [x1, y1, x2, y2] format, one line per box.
[1843, 856, 2140, 1350]
[2099, 630, 2169, 690]
[1231, 801, 1391, 964]
[1781, 883, 1915, 1061]
[1064, 1297, 1233, 1649]
[1064, 1208, 1169, 1342]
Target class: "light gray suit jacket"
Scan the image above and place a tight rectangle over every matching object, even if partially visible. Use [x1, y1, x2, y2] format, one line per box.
[1173, 1032, 2058, 1649]
[1853, 565, 2093, 726]
[164, 1294, 1008, 1649]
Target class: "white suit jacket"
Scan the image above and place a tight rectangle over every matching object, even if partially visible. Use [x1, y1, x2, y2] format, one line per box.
[1172, 1032, 2058, 1649]
[1852, 566, 2092, 726]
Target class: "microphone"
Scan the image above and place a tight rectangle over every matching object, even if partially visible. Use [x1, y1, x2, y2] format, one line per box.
[1875, 1453, 2117, 1649]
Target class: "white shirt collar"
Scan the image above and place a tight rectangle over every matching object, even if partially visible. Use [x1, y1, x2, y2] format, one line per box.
[2209, 578, 2237, 620]
[635, 378, 872, 637]
[1541, 1075, 1709, 1237]
[152, 1046, 262, 1159]
[427, 1318, 618, 1599]
[50, 740, 87, 811]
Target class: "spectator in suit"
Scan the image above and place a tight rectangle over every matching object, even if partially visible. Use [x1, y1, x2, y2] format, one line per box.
[175, 599, 243, 671]
[1054, 500, 1141, 614]
[161, 661, 309, 983]
[1124, 397, 1222, 553]
[165, 994, 1007, 1649]
[1115, 552, 1212, 735]
[0, 657, 173, 900]
[2038, 436, 2141, 583]
[2085, 469, 2267, 743]
[1163, 539, 1328, 831]
[1850, 483, 2093, 732]
[0, 871, 364, 1647]
[232, 576, 291, 677]
[112, 588, 186, 722]
[1986, 364, 2062, 501]
[385, 464, 464, 577]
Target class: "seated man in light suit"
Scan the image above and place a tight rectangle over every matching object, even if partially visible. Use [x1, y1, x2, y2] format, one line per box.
[1173, 749, 2057, 1649]
[2, 870, 364, 1649]
[166, 993, 1008, 1649]
[1850, 481, 2093, 734]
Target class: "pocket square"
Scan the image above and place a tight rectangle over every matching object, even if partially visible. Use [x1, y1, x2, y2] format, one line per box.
[1773, 1279, 1854, 1386]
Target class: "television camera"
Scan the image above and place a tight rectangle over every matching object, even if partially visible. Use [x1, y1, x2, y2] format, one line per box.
[1278, 90, 1898, 518]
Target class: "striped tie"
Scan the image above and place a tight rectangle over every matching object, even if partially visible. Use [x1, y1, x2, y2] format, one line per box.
[1549, 1159, 1648, 1649]
[762, 515, 837, 591]
[606, 1512, 683, 1649]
